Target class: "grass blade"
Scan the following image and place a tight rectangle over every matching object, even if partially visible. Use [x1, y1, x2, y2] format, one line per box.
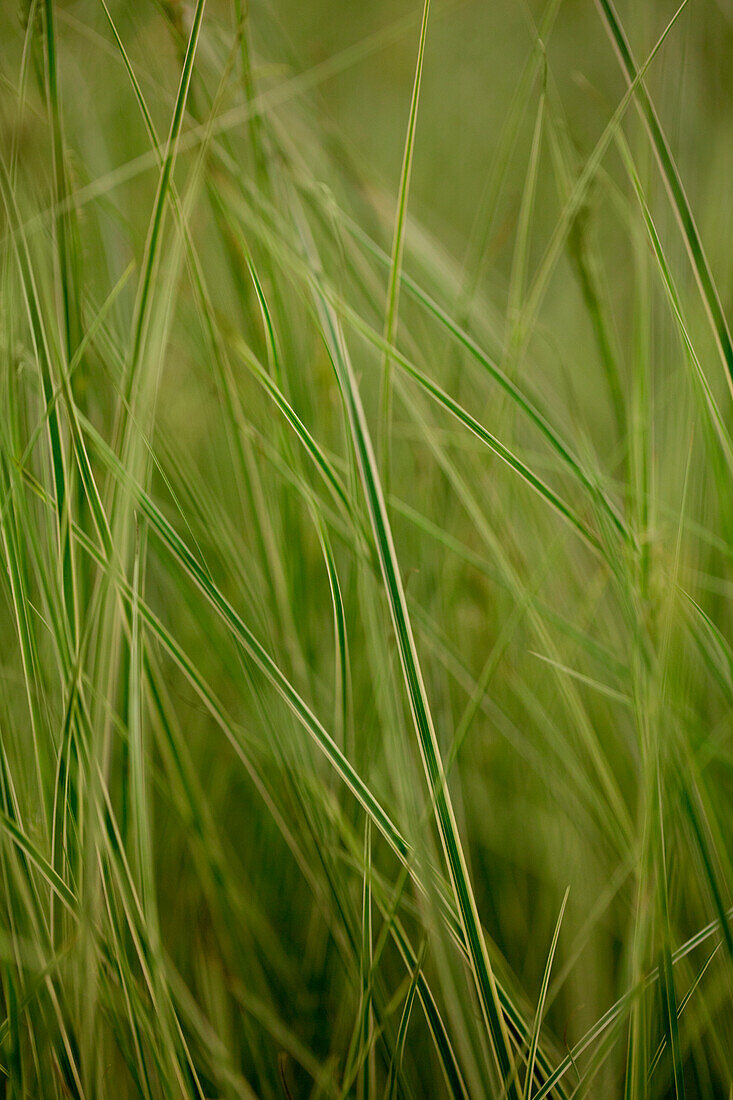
[379, 0, 431, 483]
[596, 0, 733, 395]
[524, 887, 569, 1100]
[311, 287, 520, 1096]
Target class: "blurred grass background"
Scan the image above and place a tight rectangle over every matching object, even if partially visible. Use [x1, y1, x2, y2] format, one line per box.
[0, 0, 731, 1096]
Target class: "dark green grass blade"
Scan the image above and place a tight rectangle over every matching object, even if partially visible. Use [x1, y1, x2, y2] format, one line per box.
[384, 940, 426, 1100]
[647, 947, 718, 1082]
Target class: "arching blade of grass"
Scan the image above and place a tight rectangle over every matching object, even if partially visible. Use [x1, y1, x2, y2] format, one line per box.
[225, 184, 621, 556]
[527, 652, 631, 708]
[596, 0, 733, 396]
[384, 939, 427, 1100]
[524, 888, 569, 1099]
[616, 136, 733, 475]
[310, 288, 520, 1097]
[379, 0, 431, 484]
[235, 306, 599, 555]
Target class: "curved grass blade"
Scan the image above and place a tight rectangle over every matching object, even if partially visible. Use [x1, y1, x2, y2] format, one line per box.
[524, 887, 569, 1100]
[342, 304, 603, 553]
[310, 288, 520, 1097]
[385, 939, 427, 1100]
[67, 439, 415, 895]
[379, 0, 431, 483]
[596, 0, 733, 396]
[616, 137, 733, 475]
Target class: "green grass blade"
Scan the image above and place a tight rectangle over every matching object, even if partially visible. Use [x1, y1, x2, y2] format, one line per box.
[122, 0, 207, 416]
[311, 287, 520, 1096]
[385, 940, 427, 1100]
[596, 0, 733, 395]
[379, 0, 430, 483]
[524, 887, 569, 1100]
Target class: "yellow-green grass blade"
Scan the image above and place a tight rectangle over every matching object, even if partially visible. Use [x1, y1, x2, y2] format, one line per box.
[379, 0, 431, 485]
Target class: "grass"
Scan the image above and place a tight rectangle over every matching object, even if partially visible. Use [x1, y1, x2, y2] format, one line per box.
[0, 0, 731, 1096]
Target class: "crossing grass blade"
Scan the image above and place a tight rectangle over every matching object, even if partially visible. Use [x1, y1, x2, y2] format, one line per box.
[523, 888, 569, 1100]
[384, 939, 427, 1100]
[224, 180, 633, 546]
[122, 0, 207, 416]
[310, 285, 520, 1096]
[0, 810, 77, 915]
[596, 0, 733, 395]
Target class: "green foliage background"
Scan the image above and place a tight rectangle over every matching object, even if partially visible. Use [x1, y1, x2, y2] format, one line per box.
[0, 0, 731, 1095]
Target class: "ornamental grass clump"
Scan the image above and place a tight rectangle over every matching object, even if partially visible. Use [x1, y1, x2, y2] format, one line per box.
[0, 0, 730, 1096]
